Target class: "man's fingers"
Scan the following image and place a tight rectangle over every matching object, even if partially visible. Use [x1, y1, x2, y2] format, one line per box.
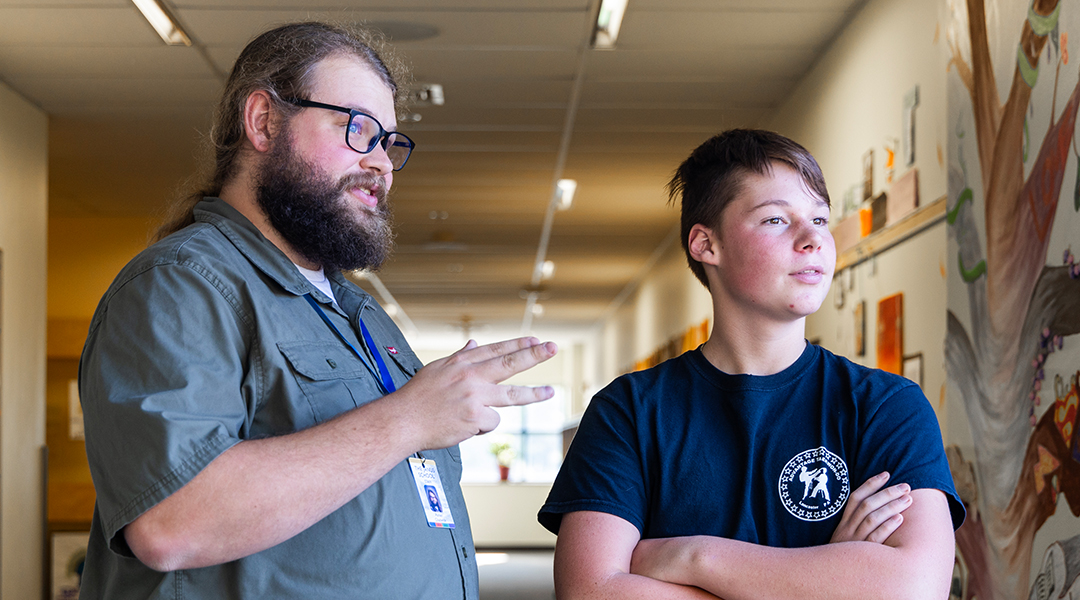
[488, 383, 556, 407]
[475, 407, 502, 435]
[475, 341, 558, 381]
[451, 337, 543, 363]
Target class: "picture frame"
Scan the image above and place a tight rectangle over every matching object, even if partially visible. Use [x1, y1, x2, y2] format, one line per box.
[47, 524, 91, 600]
[862, 149, 874, 201]
[902, 353, 924, 388]
[854, 300, 866, 357]
[876, 293, 904, 374]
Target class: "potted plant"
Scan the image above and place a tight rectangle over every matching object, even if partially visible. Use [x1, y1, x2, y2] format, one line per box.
[489, 440, 515, 482]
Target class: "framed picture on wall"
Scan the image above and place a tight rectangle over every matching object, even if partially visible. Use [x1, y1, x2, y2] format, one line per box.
[876, 293, 903, 374]
[854, 300, 866, 357]
[48, 525, 90, 600]
[902, 353, 923, 388]
[862, 149, 874, 201]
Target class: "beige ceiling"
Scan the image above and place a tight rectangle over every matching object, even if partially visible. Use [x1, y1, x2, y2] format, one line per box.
[0, 0, 864, 336]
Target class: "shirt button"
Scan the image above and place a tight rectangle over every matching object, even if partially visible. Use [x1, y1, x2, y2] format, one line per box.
[327, 359, 337, 368]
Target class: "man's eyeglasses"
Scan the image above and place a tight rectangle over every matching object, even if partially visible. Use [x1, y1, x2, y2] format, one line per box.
[287, 98, 415, 171]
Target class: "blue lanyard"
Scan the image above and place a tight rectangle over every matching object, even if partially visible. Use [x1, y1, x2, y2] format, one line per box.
[303, 294, 397, 394]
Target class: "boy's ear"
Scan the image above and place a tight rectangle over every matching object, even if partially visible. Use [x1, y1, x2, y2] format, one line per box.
[688, 223, 721, 266]
[242, 90, 280, 153]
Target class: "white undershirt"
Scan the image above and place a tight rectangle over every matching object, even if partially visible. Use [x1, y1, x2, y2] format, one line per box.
[294, 263, 340, 310]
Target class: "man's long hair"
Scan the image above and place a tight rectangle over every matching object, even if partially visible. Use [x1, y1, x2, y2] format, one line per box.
[154, 21, 409, 241]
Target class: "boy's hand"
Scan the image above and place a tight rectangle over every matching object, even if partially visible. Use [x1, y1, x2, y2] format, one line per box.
[830, 471, 912, 544]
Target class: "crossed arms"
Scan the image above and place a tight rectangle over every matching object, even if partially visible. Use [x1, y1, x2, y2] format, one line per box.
[554, 473, 955, 600]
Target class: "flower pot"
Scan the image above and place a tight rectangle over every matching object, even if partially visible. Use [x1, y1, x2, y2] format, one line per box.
[499, 465, 510, 482]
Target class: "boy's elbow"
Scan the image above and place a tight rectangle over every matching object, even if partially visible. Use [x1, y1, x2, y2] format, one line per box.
[894, 576, 952, 600]
[892, 544, 955, 600]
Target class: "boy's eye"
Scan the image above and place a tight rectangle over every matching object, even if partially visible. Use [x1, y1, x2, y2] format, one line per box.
[814, 217, 829, 226]
[765, 217, 784, 225]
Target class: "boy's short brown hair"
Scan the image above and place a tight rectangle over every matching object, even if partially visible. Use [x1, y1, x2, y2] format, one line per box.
[667, 129, 830, 288]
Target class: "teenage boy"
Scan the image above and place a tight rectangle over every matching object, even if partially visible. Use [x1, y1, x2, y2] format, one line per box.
[538, 129, 964, 600]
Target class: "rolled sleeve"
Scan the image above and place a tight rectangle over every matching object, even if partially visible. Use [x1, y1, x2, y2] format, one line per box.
[81, 259, 249, 552]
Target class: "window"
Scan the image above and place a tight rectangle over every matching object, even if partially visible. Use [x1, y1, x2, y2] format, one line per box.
[459, 385, 568, 483]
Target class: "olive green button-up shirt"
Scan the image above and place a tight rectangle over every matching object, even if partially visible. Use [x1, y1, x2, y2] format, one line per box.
[79, 198, 478, 599]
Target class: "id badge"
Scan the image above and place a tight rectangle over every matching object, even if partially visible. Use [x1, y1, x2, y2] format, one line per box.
[408, 457, 456, 529]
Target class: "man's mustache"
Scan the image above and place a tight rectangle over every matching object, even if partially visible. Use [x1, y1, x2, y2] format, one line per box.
[338, 172, 388, 205]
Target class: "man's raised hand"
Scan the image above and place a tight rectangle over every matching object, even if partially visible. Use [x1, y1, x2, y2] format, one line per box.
[393, 337, 558, 452]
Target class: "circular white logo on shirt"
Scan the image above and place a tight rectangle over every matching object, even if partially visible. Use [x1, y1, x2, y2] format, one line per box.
[778, 446, 850, 522]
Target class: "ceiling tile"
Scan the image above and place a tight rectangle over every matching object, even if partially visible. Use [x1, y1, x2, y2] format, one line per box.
[617, 8, 848, 50]
[9, 0, 867, 331]
[177, 8, 587, 47]
[8, 76, 220, 112]
[0, 46, 215, 78]
[0, 6, 158, 45]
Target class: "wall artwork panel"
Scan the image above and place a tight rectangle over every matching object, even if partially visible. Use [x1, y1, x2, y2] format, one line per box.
[877, 293, 904, 374]
[946, 0, 1080, 598]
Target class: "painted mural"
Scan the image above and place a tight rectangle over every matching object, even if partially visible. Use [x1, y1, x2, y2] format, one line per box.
[946, 0, 1080, 598]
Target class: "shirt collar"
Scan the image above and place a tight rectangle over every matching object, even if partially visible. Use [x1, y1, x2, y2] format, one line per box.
[192, 197, 373, 312]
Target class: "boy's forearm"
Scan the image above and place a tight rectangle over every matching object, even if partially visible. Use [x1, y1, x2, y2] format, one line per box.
[667, 536, 943, 600]
[555, 569, 720, 600]
[631, 489, 954, 600]
[554, 511, 721, 600]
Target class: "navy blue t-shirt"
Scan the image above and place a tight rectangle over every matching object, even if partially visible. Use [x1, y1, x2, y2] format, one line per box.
[539, 343, 964, 547]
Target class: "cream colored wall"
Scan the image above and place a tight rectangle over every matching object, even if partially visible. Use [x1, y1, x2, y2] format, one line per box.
[461, 484, 555, 547]
[0, 80, 49, 599]
[597, 243, 712, 387]
[763, 0, 951, 427]
[766, 0, 948, 211]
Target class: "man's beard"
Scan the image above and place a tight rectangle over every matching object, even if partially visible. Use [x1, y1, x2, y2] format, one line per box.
[254, 131, 394, 272]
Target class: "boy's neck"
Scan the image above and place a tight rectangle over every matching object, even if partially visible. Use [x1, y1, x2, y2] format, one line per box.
[701, 315, 807, 376]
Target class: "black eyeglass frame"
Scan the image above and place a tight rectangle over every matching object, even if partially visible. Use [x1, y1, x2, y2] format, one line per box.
[286, 98, 415, 171]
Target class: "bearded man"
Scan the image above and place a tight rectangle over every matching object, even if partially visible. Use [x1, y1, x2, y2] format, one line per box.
[78, 22, 556, 600]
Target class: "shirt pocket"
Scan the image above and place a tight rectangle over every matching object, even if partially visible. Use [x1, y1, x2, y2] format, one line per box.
[278, 341, 381, 423]
[382, 347, 423, 388]
[386, 348, 423, 377]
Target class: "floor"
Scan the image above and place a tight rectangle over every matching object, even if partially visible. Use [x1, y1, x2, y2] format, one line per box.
[477, 550, 556, 600]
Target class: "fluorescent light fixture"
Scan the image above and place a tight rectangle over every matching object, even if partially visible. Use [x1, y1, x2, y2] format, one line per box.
[413, 83, 445, 106]
[541, 260, 556, 280]
[556, 179, 577, 211]
[132, 0, 191, 46]
[592, 0, 628, 49]
[530, 303, 545, 317]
